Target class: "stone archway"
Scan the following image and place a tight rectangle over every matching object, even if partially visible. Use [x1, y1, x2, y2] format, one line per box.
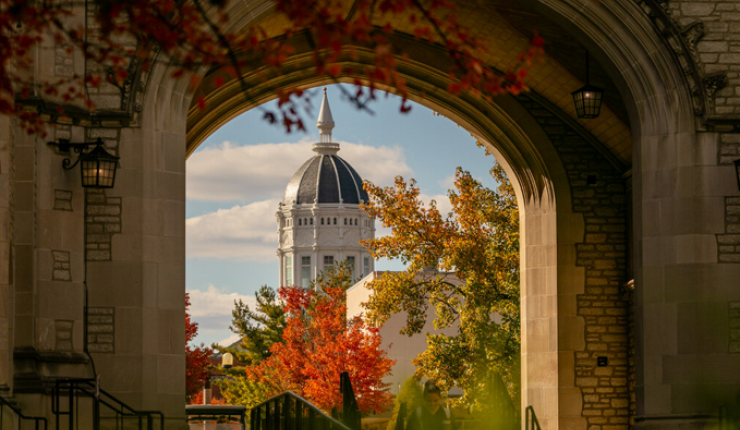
[174, 30, 632, 430]
[153, 2, 696, 429]
[8, 0, 715, 429]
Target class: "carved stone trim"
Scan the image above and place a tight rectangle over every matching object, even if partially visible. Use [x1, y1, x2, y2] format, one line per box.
[15, 42, 160, 129]
[636, 0, 740, 132]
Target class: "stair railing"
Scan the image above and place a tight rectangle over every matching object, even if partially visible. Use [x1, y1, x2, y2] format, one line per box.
[251, 391, 352, 430]
[524, 406, 540, 430]
[0, 396, 48, 430]
[52, 378, 164, 430]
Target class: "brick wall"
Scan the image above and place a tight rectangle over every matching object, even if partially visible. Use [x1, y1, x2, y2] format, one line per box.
[519, 95, 632, 430]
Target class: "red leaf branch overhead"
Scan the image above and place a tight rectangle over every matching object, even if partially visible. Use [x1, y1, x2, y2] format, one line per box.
[2, 0, 544, 134]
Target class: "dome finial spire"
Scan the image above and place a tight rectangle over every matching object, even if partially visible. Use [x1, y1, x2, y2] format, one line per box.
[316, 87, 335, 143]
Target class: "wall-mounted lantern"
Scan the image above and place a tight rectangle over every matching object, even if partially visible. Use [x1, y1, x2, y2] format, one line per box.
[571, 51, 605, 119]
[48, 137, 119, 188]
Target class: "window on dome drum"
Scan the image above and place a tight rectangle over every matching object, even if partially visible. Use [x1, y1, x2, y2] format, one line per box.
[333, 218, 337, 225]
[323, 255, 334, 270]
[310, 218, 313, 225]
[298, 219, 302, 226]
[346, 256, 355, 279]
[363, 256, 370, 276]
[354, 219, 357, 226]
[344, 218, 347, 225]
[321, 218, 324, 225]
[286, 256, 293, 286]
[301, 256, 311, 287]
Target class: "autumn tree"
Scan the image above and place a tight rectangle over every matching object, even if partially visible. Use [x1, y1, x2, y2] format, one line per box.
[222, 265, 395, 414]
[215, 285, 286, 406]
[1, 0, 543, 135]
[186, 293, 214, 402]
[361, 159, 520, 413]
[226, 285, 287, 365]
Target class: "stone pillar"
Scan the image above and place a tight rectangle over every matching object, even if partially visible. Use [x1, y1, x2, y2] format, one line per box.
[84, 123, 187, 428]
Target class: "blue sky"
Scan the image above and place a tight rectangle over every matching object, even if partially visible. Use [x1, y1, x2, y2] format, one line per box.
[186, 84, 501, 346]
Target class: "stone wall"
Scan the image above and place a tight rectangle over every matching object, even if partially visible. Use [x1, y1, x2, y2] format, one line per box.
[717, 197, 740, 262]
[519, 96, 632, 430]
[85, 189, 121, 261]
[86, 307, 114, 353]
[667, 1, 740, 115]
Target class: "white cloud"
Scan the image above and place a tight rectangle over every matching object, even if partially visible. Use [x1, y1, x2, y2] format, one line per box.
[186, 199, 279, 261]
[438, 174, 456, 192]
[187, 140, 412, 202]
[420, 193, 453, 217]
[188, 285, 257, 347]
[188, 284, 257, 317]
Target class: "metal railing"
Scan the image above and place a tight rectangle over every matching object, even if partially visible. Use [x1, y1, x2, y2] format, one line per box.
[52, 378, 164, 430]
[524, 407, 540, 430]
[0, 396, 48, 430]
[250, 391, 352, 430]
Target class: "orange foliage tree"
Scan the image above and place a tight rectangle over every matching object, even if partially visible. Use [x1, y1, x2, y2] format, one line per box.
[1, 0, 544, 135]
[243, 265, 394, 414]
[186, 292, 213, 402]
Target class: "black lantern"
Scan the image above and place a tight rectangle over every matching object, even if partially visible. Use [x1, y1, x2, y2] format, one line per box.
[735, 158, 740, 191]
[48, 137, 119, 188]
[571, 51, 605, 119]
[79, 141, 119, 188]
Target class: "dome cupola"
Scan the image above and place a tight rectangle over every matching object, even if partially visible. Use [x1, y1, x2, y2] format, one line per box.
[276, 88, 375, 290]
[282, 89, 369, 205]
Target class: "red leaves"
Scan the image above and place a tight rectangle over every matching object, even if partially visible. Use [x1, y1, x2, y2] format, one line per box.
[0, 0, 543, 135]
[185, 293, 213, 401]
[243, 282, 394, 415]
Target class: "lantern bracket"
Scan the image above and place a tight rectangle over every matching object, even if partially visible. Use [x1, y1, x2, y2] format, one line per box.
[48, 137, 119, 188]
[48, 138, 102, 171]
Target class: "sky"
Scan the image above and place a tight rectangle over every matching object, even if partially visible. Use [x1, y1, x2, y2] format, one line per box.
[186, 84, 502, 346]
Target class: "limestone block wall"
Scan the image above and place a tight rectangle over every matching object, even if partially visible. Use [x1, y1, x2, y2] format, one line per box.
[667, 1, 740, 115]
[518, 96, 631, 430]
[0, 116, 13, 390]
[717, 197, 740, 261]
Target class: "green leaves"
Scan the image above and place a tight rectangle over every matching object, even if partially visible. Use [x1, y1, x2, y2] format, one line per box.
[362, 160, 520, 411]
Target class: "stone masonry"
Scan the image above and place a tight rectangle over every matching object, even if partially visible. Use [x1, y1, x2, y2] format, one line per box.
[54, 320, 73, 352]
[667, 1, 740, 115]
[51, 250, 71, 281]
[85, 189, 121, 261]
[519, 95, 631, 430]
[717, 197, 740, 262]
[53, 190, 73, 211]
[730, 302, 740, 353]
[86, 307, 114, 353]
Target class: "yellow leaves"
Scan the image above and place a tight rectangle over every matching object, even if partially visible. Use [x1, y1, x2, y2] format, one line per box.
[362, 158, 520, 407]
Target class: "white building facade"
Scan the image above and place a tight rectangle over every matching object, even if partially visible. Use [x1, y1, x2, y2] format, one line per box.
[276, 90, 376, 288]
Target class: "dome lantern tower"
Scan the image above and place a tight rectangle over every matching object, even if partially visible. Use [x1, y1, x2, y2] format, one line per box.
[276, 88, 375, 289]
